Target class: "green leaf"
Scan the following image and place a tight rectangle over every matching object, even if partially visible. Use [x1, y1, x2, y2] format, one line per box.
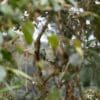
[0, 4, 13, 16]
[1, 49, 13, 62]
[0, 48, 16, 65]
[7, 68, 33, 81]
[88, 49, 100, 65]
[0, 85, 21, 93]
[80, 66, 92, 87]
[15, 44, 24, 54]
[8, 28, 17, 38]
[22, 21, 34, 44]
[0, 66, 6, 82]
[48, 34, 59, 49]
[48, 87, 60, 100]
[9, 0, 29, 8]
[49, 0, 60, 11]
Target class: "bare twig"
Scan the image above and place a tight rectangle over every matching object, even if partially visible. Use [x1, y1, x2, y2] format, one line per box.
[33, 17, 50, 93]
[34, 17, 49, 62]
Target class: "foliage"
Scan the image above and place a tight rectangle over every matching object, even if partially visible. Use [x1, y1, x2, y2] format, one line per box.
[0, 0, 100, 99]
[22, 21, 34, 44]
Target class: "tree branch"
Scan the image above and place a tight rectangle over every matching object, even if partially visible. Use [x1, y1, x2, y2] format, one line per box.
[34, 17, 49, 62]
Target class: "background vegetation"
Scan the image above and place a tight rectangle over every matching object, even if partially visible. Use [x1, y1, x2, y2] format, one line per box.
[0, 0, 100, 100]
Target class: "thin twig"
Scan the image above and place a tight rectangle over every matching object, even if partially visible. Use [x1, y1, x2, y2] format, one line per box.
[34, 17, 49, 62]
[33, 16, 50, 92]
